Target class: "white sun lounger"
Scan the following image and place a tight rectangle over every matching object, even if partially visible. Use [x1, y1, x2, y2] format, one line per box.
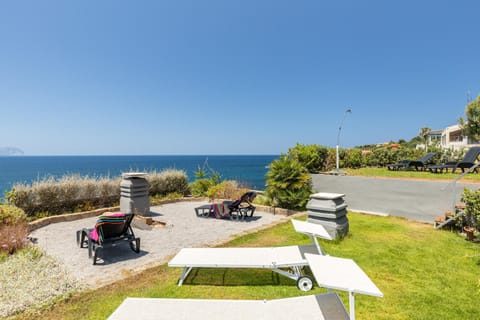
[305, 253, 384, 320]
[108, 292, 350, 320]
[109, 254, 383, 320]
[168, 219, 333, 291]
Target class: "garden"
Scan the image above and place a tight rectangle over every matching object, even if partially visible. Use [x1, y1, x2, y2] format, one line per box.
[1, 142, 480, 319]
[4, 213, 479, 320]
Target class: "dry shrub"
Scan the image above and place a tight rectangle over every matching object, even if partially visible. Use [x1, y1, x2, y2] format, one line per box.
[9, 171, 188, 218]
[147, 169, 190, 196]
[206, 180, 248, 202]
[10, 175, 121, 217]
[0, 222, 29, 254]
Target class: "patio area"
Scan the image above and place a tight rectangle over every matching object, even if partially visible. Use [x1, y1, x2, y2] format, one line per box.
[29, 200, 289, 288]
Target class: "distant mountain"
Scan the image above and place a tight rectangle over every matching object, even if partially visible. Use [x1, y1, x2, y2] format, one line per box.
[0, 147, 24, 155]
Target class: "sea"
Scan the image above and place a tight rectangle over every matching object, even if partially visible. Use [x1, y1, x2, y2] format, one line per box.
[0, 155, 278, 197]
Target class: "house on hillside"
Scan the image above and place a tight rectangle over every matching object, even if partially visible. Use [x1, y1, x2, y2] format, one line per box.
[426, 124, 480, 151]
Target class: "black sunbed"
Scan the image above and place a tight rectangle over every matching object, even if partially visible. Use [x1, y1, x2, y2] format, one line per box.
[76, 213, 140, 265]
[428, 146, 480, 174]
[387, 152, 438, 171]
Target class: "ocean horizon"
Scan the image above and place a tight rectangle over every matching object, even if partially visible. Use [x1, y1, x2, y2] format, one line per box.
[0, 155, 278, 197]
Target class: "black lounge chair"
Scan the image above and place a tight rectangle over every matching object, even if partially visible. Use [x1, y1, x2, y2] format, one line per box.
[194, 191, 257, 221]
[387, 152, 438, 171]
[428, 146, 480, 174]
[226, 191, 257, 219]
[76, 212, 140, 265]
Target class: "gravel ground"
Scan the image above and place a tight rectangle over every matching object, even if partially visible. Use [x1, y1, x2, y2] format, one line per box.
[29, 201, 289, 288]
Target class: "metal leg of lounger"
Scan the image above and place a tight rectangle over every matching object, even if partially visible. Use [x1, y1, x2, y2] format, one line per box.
[310, 235, 324, 255]
[178, 267, 193, 286]
[349, 291, 355, 320]
[272, 267, 300, 281]
[272, 266, 313, 291]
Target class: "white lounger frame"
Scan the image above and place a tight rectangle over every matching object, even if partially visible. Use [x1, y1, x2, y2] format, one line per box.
[110, 254, 383, 320]
[168, 219, 333, 291]
[305, 253, 384, 320]
[108, 292, 350, 320]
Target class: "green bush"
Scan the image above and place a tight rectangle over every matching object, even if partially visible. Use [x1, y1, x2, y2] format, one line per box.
[190, 178, 216, 197]
[288, 143, 329, 173]
[265, 154, 312, 210]
[284, 143, 452, 172]
[343, 148, 363, 168]
[460, 188, 480, 230]
[0, 205, 27, 226]
[189, 164, 222, 197]
[253, 193, 273, 206]
[147, 169, 190, 196]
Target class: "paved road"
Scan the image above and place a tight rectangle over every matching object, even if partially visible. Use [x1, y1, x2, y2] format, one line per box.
[311, 174, 480, 223]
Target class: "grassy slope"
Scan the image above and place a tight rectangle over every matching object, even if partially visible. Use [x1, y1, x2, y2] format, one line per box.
[14, 213, 480, 320]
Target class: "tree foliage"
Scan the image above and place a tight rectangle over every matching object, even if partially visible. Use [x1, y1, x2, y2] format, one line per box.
[459, 95, 480, 142]
[288, 143, 329, 173]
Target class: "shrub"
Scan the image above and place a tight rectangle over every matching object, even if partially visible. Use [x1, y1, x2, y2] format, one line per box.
[190, 178, 215, 197]
[206, 180, 248, 202]
[439, 147, 465, 163]
[460, 188, 480, 230]
[288, 143, 329, 173]
[0, 205, 29, 254]
[0, 222, 29, 254]
[344, 148, 363, 168]
[265, 154, 312, 210]
[147, 169, 190, 196]
[253, 193, 273, 206]
[189, 164, 222, 197]
[0, 204, 27, 226]
[8, 175, 121, 217]
[325, 148, 337, 171]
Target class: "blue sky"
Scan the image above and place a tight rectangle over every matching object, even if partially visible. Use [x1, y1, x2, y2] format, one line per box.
[0, 0, 479, 155]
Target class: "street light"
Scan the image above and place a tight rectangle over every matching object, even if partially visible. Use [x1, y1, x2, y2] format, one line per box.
[335, 108, 352, 174]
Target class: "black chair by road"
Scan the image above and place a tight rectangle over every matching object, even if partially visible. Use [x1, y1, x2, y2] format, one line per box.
[387, 152, 438, 171]
[428, 146, 480, 173]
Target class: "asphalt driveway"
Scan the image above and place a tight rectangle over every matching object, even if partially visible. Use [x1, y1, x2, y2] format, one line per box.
[311, 174, 480, 223]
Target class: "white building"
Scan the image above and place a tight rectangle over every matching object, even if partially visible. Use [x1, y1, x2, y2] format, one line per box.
[428, 124, 479, 151]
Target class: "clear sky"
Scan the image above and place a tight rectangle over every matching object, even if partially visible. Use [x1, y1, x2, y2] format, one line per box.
[1, 0, 479, 155]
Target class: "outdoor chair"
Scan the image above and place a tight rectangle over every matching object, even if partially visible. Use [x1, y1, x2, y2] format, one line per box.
[224, 191, 257, 219]
[194, 191, 257, 221]
[169, 219, 333, 291]
[428, 146, 480, 173]
[386, 152, 438, 171]
[76, 212, 140, 265]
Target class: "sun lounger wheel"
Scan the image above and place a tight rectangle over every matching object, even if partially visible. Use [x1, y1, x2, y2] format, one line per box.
[297, 275, 314, 292]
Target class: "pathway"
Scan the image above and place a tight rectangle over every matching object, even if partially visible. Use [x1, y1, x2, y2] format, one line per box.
[311, 174, 480, 223]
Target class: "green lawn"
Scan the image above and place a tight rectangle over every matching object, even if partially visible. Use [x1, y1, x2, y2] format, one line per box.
[346, 167, 480, 182]
[14, 213, 480, 320]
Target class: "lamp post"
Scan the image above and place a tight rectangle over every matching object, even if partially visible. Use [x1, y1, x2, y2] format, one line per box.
[335, 108, 352, 174]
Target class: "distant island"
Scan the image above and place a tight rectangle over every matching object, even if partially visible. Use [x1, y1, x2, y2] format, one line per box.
[0, 147, 24, 156]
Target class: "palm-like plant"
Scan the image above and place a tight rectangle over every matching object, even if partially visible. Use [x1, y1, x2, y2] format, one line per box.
[265, 154, 312, 210]
[419, 127, 431, 151]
